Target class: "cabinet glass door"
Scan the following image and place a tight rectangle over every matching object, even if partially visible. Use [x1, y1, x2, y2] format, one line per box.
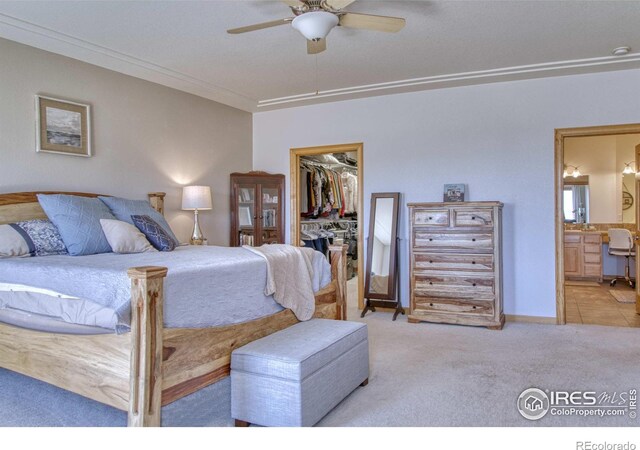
[260, 186, 280, 244]
[237, 184, 256, 246]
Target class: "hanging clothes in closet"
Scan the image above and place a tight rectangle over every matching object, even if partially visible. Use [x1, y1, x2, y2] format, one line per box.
[300, 162, 356, 219]
[301, 224, 335, 256]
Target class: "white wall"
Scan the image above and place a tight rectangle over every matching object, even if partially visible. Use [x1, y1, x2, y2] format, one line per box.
[253, 68, 640, 318]
[0, 38, 252, 245]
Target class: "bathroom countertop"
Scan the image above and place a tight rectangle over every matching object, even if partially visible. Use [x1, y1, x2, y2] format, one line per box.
[564, 229, 637, 244]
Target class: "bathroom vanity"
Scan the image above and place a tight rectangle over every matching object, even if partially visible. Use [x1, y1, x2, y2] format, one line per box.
[564, 230, 603, 282]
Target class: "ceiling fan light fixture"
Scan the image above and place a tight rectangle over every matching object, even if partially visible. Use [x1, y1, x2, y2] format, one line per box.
[292, 11, 339, 41]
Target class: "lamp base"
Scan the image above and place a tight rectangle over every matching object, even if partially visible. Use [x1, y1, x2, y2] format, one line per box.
[190, 209, 206, 246]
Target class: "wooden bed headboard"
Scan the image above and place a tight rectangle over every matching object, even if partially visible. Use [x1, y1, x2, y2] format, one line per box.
[0, 192, 166, 225]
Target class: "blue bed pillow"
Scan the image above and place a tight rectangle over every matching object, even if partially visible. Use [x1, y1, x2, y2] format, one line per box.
[99, 196, 179, 245]
[37, 194, 116, 256]
[131, 215, 176, 251]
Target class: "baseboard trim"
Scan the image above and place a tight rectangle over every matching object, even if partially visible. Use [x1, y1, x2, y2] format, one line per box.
[506, 314, 557, 325]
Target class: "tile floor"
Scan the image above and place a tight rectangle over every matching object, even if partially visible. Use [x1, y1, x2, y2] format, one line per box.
[565, 281, 640, 327]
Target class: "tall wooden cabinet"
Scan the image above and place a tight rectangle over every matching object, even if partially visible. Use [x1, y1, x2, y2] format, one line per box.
[408, 202, 504, 329]
[230, 171, 285, 247]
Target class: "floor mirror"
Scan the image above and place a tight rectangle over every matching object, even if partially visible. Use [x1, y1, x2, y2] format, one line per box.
[361, 192, 405, 320]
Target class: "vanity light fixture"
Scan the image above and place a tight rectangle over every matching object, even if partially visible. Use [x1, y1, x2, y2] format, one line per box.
[622, 161, 636, 175]
[563, 165, 581, 178]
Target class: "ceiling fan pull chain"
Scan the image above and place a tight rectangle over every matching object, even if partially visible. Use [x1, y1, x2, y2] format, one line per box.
[315, 54, 319, 95]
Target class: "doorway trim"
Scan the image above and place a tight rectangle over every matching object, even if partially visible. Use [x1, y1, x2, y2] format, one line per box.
[290, 142, 364, 310]
[555, 123, 640, 324]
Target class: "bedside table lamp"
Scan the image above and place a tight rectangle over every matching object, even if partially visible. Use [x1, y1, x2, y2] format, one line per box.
[182, 185, 212, 245]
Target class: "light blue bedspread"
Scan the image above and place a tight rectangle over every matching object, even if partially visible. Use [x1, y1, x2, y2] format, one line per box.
[0, 245, 332, 333]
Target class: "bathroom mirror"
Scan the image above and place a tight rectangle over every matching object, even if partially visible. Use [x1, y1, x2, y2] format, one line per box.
[362, 192, 404, 320]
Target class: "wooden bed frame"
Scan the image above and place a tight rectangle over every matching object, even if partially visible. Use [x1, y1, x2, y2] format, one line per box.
[0, 191, 347, 426]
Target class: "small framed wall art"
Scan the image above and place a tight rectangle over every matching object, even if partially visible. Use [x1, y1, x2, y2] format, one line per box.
[36, 95, 91, 157]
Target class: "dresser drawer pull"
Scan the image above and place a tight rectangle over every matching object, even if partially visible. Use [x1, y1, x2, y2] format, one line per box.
[428, 216, 433, 220]
[472, 306, 477, 310]
[472, 216, 476, 220]
[472, 283, 477, 287]
[472, 261, 476, 264]
[429, 303, 434, 307]
[472, 238, 476, 242]
[429, 281, 433, 285]
[429, 260, 433, 263]
[429, 238, 433, 241]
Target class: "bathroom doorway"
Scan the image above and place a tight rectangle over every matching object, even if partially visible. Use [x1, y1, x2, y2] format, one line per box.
[290, 143, 364, 313]
[555, 123, 640, 327]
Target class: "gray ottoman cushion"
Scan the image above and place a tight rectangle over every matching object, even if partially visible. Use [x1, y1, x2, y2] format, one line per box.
[231, 318, 369, 427]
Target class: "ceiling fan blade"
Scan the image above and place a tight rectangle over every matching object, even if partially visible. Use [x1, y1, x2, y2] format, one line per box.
[307, 38, 327, 54]
[324, 0, 356, 10]
[339, 12, 405, 33]
[325, 0, 356, 9]
[282, 0, 305, 7]
[227, 18, 293, 34]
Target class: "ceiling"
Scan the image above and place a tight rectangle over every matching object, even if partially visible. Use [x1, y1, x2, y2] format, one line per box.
[1, 1, 639, 112]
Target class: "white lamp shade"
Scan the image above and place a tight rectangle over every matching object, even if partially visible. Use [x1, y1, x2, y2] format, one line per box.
[182, 185, 212, 210]
[291, 11, 339, 41]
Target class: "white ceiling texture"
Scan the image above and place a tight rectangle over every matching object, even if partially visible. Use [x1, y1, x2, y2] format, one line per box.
[0, 0, 639, 112]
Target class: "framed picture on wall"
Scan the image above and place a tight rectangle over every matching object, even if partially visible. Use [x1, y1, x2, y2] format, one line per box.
[35, 95, 92, 157]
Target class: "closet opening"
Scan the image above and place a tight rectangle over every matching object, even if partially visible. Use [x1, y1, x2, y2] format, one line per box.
[290, 143, 364, 313]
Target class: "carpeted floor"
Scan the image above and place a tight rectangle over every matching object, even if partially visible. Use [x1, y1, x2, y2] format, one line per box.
[2, 278, 639, 427]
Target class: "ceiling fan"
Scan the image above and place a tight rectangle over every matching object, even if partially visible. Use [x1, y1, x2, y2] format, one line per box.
[227, 0, 406, 55]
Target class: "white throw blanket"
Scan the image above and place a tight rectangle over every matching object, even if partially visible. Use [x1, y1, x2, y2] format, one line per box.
[242, 244, 318, 321]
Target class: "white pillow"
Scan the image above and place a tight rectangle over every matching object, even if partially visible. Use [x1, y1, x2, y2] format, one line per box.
[0, 225, 30, 257]
[99, 219, 156, 254]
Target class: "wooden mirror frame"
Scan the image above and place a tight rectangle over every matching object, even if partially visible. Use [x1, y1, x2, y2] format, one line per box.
[363, 192, 400, 300]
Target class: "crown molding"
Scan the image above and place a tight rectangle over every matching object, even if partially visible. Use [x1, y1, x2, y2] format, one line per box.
[256, 53, 640, 109]
[2, 12, 639, 114]
[0, 13, 258, 112]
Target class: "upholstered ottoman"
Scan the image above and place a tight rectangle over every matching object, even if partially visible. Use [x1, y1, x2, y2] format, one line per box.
[231, 318, 369, 427]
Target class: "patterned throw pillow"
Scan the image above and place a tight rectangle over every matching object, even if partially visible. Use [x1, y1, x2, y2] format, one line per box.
[0, 219, 68, 257]
[131, 215, 176, 252]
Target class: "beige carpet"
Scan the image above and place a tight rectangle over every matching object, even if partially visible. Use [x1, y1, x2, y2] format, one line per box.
[316, 303, 640, 426]
[566, 281, 600, 287]
[609, 290, 636, 303]
[2, 278, 639, 427]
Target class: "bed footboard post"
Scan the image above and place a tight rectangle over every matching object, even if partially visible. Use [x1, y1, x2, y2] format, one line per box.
[328, 244, 348, 320]
[127, 266, 168, 427]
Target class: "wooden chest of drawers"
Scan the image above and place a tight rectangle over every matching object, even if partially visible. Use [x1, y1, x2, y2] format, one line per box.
[408, 202, 504, 329]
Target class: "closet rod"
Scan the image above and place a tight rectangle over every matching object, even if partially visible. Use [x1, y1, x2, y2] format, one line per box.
[300, 219, 357, 224]
[300, 158, 357, 172]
